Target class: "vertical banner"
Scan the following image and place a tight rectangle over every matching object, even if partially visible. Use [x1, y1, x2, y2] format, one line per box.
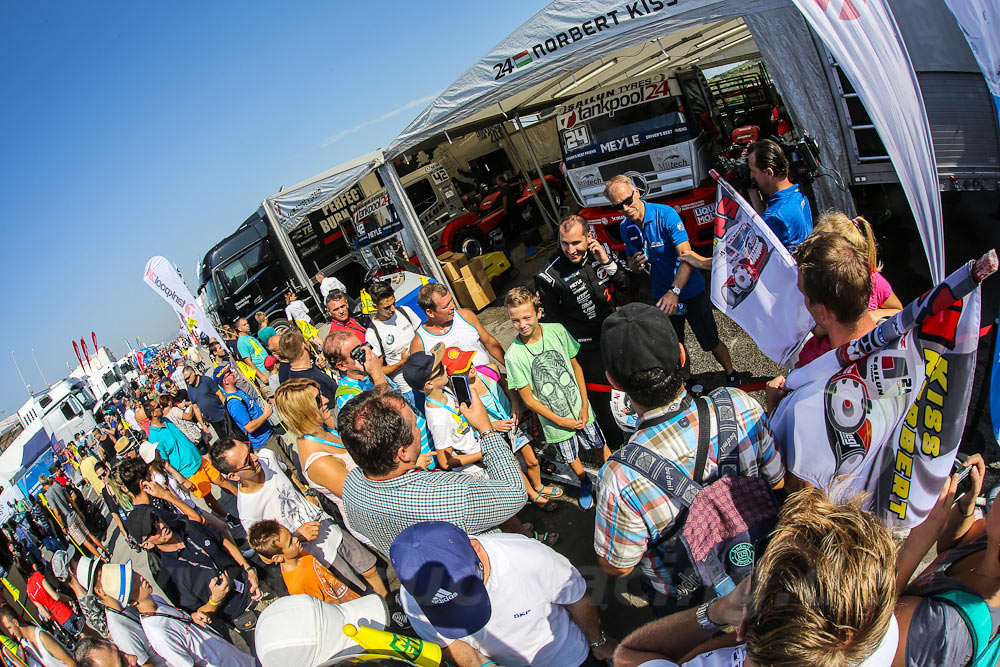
[709, 174, 814, 365]
[771, 256, 990, 527]
[944, 0, 1000, 129]
[792, 0, 944, 282]
[143, 256, 223, 344]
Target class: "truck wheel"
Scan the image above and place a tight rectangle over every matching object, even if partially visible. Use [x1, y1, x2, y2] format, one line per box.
[456, 232, 486, 258]
[270, 318, 292, 333]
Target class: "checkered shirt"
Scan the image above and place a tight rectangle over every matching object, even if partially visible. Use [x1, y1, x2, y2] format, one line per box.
[594, 388, 784, 595]
[342, 430, 527, 556]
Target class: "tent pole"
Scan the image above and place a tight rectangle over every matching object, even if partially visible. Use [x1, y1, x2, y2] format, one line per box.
[263, 203, 324, 315]
[506, 118, 559, 230]
[377, 162, 454, 299]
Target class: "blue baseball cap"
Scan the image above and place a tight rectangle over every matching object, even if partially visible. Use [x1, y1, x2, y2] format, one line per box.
[212, 364, 231, 384]
[390, 522, 491, 639]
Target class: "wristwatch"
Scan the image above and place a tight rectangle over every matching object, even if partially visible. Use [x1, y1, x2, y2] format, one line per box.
[590, 631, 607, 649]
[695, 601, 723, 633]
[670, 285, 682, 296]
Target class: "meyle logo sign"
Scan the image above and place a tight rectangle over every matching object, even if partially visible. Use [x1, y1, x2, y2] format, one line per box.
[144, 267, 187, 309]
[491, 0, 678, 80]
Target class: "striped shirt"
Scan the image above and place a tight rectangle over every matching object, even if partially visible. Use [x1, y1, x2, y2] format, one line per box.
[342, 430, 527, 556]
[594, 388, 784, 595]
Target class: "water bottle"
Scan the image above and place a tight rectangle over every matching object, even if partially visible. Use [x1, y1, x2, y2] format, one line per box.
[675, 301, 687, 316]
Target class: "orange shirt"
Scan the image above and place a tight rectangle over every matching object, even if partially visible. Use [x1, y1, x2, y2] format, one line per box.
[281, 553, 360, 604]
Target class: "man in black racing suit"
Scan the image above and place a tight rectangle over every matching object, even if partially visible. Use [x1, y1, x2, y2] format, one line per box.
[534, 214, 633, 449]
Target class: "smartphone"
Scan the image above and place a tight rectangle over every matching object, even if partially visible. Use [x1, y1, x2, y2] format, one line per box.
[953, 460, 974, 505]
[451, 374, 473, 407]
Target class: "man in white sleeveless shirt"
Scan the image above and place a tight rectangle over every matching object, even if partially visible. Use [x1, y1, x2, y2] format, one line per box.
[409, 283, 506, 366]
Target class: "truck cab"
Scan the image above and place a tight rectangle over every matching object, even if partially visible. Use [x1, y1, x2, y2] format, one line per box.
[198, 212, 305, 329]
[558, 68, 724, 250]
[17, 379, 98, 446]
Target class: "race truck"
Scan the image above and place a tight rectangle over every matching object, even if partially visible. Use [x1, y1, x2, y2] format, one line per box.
[557, 68, 729, 252]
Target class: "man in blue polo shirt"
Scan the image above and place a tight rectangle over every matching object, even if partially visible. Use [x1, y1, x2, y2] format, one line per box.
[213, 364, 301, 482]
[607, 175, 739, 390]
[747, 139, 813, 251]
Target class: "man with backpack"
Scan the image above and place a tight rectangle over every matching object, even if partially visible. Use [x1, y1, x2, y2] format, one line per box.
[593, 303, 786, 614]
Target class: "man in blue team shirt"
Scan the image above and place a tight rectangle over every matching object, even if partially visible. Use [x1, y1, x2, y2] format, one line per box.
[213, 364, 300, 481]
[747, 138, 813, 251]
[607, 175, 739, 390]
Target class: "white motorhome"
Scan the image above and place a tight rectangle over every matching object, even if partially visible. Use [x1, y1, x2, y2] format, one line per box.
[17, 378, 98, 447]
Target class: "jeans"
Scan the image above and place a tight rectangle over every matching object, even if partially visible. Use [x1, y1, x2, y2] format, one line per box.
[61, 613, 83, 636]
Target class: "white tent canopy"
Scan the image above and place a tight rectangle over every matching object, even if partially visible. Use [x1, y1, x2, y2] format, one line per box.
[388, 0, 945, 279]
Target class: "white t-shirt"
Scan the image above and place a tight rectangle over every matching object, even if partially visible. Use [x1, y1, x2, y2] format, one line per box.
[403, 533, 589, 667]
[124, 408, 141, 432]
[140, 597, 256, 667]
[320, 276, 347, 300]
[105, 606, 168, 667]
[237, 448, 343, 565]
[637, 615, 899, 667]
[424, 393, 484, 477]
[365, 306, 419, 394]
[285, 299, 312, 324]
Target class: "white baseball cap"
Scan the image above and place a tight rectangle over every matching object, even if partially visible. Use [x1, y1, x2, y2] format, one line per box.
[138, 440, 158, 463]
[255, 594, 387, 667]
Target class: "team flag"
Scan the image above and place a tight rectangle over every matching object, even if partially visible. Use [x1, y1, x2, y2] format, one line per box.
[708, 172, 814, 365]
[771, 251, 996, 527]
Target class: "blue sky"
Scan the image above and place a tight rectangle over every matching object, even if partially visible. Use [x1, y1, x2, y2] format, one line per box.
[0, 0, 548, 419]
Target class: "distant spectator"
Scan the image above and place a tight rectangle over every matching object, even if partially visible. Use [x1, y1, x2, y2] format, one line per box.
[315, 271, 347, 302]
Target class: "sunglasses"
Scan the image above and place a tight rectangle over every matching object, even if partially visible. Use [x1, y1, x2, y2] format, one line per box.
[315, 394, 326, 411]
[612, 192, 636, 210]
[229, 450, 257, 475]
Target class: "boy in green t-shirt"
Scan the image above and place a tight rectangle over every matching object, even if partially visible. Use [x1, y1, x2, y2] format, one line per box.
[503, 286, 610, 510]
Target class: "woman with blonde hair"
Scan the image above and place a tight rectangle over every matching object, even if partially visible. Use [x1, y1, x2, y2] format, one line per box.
[813, 211, 902, 316]
[275, 378, 384, 546]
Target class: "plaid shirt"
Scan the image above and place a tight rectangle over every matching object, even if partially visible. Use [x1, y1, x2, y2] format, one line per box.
[594, 388, 784, 595]
[342, 430, 527, 555]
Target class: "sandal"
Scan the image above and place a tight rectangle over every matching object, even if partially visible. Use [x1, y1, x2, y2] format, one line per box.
[527, 491, 559, 512]
[532, 530, 559, 547]
[536, 484, 564, 499]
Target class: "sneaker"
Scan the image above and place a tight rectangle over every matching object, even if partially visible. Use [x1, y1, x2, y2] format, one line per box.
[578, 477, 594, 511]
[685, 379, 705, 396]
[725, 372, 741, 388]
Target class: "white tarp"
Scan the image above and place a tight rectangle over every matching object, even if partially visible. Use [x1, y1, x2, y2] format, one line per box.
[388, 0, 945, 279]
[791, 0, 943, 281]
[143, 256, 223, 344]
[264, 150, 385, 232]
[945, 0, 1000, 125]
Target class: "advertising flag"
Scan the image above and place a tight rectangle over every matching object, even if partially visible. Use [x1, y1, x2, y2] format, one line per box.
[81, 339, 90, 370]
[72, 341, 83, 371]
[791, 0, 944, 282]
[91, 332, 98, 355]
[143, 256, 223, 344]
[771, 253, 995, 527]
[709, 174, 814, 365]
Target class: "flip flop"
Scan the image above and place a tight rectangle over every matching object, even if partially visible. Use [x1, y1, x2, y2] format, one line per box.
[528, 494, 559, 512]
[532, 530, 559, 547]
[537, 484, 564, 499]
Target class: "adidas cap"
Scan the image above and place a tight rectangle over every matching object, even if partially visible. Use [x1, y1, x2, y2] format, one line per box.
[389, 521, 491, 639]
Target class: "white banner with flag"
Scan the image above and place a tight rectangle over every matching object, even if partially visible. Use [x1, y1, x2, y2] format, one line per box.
[944, 0, 1000, 127]
[709, 176, 814, 366]
[792, 0, 944, 282]
[771, 275, 982, 528]
[143, 256, 223, 345]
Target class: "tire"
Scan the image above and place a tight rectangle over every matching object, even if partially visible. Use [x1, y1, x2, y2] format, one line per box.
[270, 318, 292, 333]
[456, 232, 486, 258]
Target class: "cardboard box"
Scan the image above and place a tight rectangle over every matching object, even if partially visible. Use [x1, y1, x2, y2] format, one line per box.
[459, 263, 489, 285]
[450, 276, 496, 311]
[437, 251, 468, 281]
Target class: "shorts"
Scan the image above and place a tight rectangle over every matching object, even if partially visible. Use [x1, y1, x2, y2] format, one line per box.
[669, 290, 720, 352]
[331, 530, 378, 592]
[551, 421, 606, 464]
[61, 613, 83, 635]
[185, 458, 222, 498]
[66, 514, 88, 544]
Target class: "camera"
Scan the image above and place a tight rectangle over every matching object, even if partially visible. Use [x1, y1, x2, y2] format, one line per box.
[349, 344, 371, 364]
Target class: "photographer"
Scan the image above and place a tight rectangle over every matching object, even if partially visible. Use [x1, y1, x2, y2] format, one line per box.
[746, 138, 813, 251]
